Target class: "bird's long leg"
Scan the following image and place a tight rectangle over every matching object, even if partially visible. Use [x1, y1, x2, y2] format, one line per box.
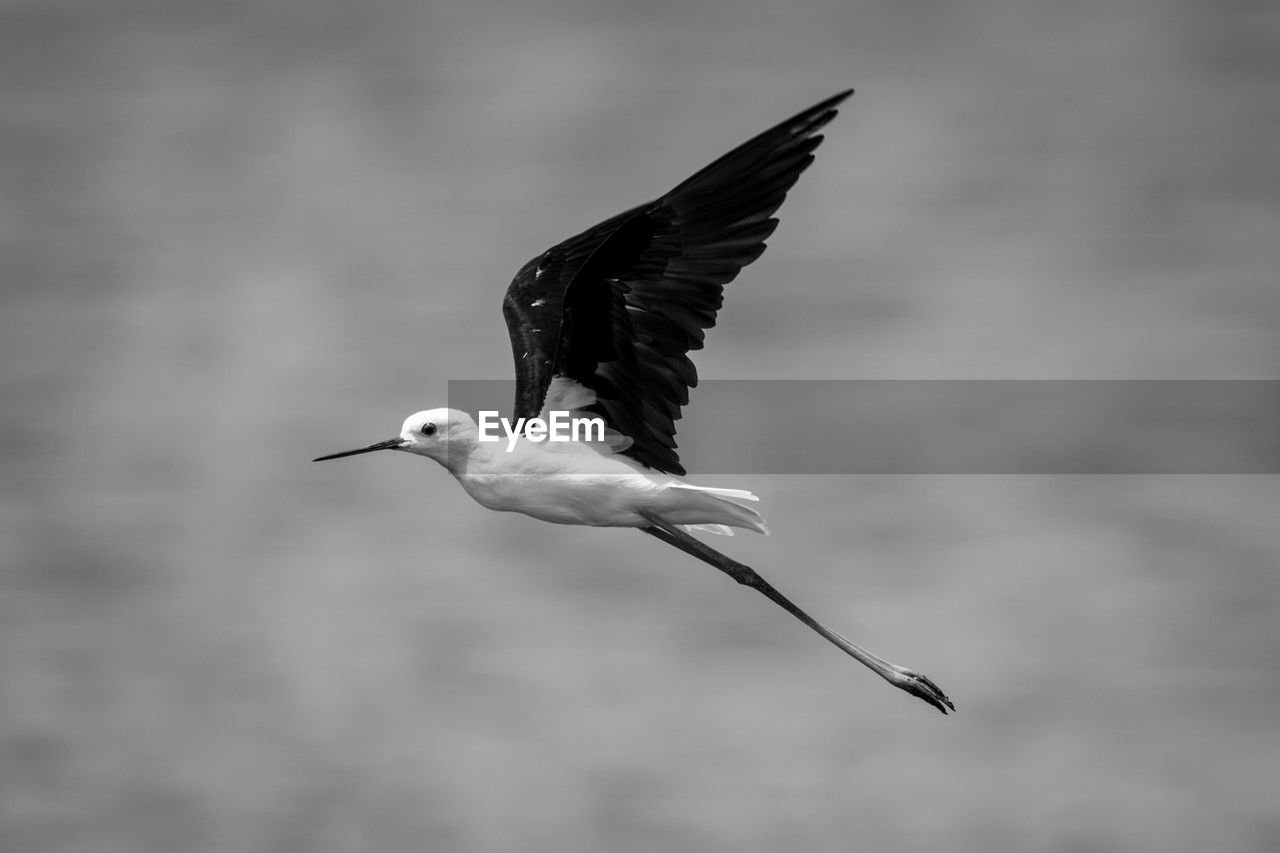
[639, 511, 954, 714]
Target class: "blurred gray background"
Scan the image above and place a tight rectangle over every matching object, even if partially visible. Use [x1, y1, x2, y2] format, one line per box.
[3, 1, 1279, 851]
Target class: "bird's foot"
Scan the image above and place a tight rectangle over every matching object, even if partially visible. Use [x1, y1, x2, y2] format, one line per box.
[883, 664, 955, 714]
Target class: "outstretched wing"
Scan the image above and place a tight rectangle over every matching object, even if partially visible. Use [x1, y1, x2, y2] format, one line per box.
[502, 90, 852, 474]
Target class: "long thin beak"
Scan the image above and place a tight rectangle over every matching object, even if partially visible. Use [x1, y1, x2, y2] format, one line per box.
[313, 437, 406, 462]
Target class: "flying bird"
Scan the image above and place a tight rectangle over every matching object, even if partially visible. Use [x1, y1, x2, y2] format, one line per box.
[316, 90, 954, 713]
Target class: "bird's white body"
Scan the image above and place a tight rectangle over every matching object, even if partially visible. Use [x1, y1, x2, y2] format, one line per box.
[402, 408, 768, 535]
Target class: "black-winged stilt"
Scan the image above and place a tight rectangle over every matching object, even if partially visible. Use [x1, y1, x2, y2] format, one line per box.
[316, 90, 954, 714]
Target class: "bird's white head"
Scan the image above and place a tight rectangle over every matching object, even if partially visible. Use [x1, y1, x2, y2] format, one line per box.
[397, 408, 478, 462]
[314, 407, 477, 470]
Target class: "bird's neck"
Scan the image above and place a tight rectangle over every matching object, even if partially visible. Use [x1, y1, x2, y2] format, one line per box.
[443, 434, 556, 483]
[432, 432, 485, 478]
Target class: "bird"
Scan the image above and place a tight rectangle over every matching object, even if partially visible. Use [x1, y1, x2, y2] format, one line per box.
[315, 90, 954, 714]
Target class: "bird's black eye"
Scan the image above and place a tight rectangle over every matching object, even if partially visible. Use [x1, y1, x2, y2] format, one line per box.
[421, 423, 437, 437]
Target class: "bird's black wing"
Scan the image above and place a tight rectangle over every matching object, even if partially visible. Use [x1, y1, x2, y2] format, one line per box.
[502, 90, 852, 474]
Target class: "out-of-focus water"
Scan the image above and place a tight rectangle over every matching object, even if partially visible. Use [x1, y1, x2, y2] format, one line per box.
[3, 1, 1278, 851]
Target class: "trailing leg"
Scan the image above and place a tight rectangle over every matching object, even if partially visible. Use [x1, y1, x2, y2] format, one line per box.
[641, 512, 953, 714]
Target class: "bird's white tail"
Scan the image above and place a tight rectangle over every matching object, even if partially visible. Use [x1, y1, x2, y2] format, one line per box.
[665, 483, 770, 536]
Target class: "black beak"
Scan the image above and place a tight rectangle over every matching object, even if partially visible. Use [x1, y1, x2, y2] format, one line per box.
[313, 437, 406, 462]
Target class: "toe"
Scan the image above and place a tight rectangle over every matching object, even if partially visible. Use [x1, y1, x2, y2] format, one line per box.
[889, 667, 955, 714]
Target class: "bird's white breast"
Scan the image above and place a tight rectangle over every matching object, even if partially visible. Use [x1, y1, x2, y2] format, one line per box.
[454, 439, 663, 527]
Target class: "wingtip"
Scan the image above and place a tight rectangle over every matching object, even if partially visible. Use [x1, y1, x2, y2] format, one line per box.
[824, 88, 855, 108]
[795, 89, 855, 133]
